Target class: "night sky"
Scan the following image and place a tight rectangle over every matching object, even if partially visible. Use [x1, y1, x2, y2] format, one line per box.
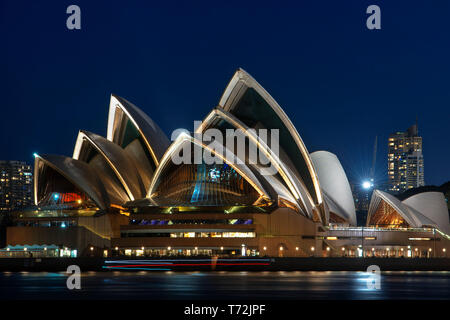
[1, 0, 449, 186]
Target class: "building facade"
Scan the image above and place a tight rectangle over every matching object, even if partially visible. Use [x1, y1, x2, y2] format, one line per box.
[0, 161, 33, 212]
[388, 124, 424, 193]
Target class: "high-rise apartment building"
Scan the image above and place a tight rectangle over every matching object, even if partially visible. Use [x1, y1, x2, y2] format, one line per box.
[388, 124, 424, 193]
[0, 161, 33, 212]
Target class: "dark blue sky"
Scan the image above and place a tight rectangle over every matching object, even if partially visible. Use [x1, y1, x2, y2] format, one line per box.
[1, 0, 449, 186]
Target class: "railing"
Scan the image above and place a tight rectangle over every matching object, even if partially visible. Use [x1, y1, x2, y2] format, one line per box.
[325, 225, 450, 239]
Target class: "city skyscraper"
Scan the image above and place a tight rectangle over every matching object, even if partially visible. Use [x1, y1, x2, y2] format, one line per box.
[0, 161, 33, 212]
[388, 123, 425, 193]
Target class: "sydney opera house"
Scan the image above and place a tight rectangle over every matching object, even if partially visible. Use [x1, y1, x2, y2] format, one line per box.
[4, 69, 450, 258]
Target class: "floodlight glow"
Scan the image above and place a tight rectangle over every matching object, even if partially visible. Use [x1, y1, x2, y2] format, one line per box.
[362, 181, 372, 189]
[33, 153, 38, 158]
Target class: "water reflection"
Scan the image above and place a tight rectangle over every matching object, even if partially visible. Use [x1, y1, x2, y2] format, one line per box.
[0, 271, 448, 300]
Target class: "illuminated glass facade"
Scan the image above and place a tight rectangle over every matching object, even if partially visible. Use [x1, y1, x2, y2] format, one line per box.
[35, 162, 96, 209]
[151, 161, 261, 206]
[388, 124, 424, 193]
[0, 161, 33, 212]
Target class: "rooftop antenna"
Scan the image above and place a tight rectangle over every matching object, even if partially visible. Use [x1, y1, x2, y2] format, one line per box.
[416, 115, 418, 134]
[370, 135, 377, 181]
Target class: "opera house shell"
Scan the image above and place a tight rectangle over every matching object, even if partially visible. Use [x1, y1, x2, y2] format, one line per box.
[5, 69, 450, 258]
[367, 190, 450, 235]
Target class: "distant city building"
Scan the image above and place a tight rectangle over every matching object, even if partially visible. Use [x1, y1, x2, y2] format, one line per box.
[350, 181, 371, 212]
[388, 123, 424, 193]
[0, 161, 33, 212]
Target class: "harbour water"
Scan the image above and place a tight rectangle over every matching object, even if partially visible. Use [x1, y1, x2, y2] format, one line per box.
[0, 270, 449, 300]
